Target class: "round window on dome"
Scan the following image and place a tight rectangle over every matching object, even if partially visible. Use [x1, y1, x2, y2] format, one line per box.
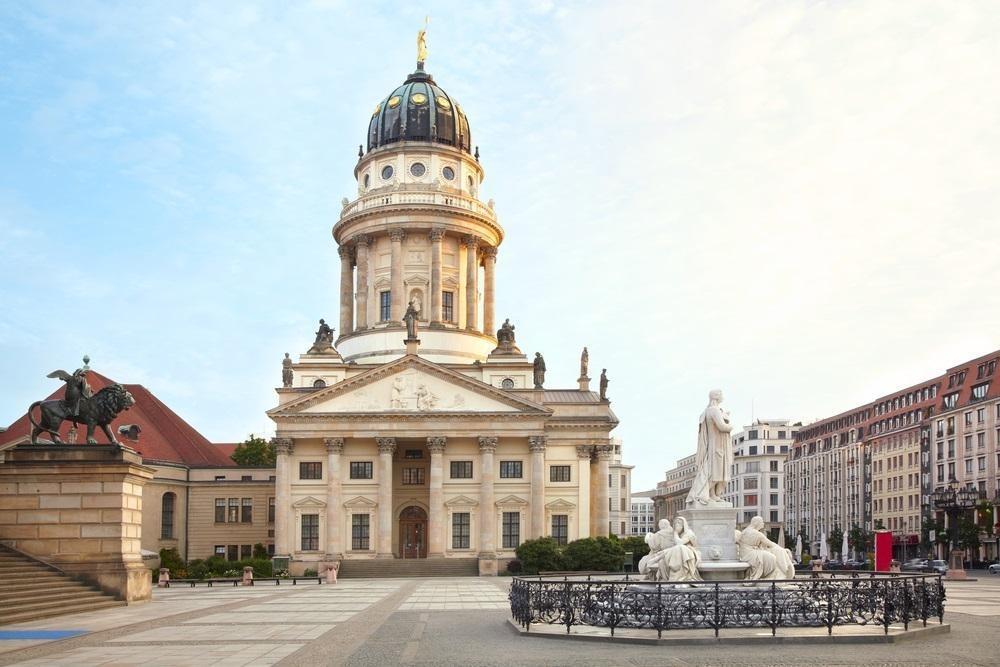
[381, 165, 394, 180]
[363, 173, 370, 188]
[436, 97, 451, 110]
[501, 378, 515, 390]
[411, 93, 427, 105]
[410, 162, 426, 178]
[388, 96, 401, 109]
[442, 166, 455, 181]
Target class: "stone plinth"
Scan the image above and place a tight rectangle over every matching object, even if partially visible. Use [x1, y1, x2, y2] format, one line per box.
[0, 444, 155, 603]
[478, 553, 498, 576]
[678, 505, 747, 581]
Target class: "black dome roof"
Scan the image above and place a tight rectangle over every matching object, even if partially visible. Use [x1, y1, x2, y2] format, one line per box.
[367, 68, 471, 153]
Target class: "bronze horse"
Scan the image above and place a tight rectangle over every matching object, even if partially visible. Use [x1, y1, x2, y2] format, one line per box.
[29, 383, 135, 446]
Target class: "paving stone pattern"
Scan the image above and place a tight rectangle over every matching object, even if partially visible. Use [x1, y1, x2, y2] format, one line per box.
[1, 575, 999, 666]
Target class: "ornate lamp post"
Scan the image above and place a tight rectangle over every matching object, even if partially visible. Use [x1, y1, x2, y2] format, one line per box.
[932, 477, 978, 579]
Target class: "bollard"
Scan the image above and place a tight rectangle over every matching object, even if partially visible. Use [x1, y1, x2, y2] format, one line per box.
[242, 565, 254, 586]
[158, 568, 170, 588]
[326, 562, 339, 584]
[890, 559, 901, 573]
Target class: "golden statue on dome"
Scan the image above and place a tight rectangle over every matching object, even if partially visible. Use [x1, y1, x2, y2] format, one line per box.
[417, 17, 428, 67]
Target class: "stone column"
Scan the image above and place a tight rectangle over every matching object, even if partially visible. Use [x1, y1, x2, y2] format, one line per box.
[429, 228, 444, 325]
[481, 246, 497, 336]
[576, 446, 592, 539]
[338, 245, 354, 335]
[529, 436, 547, 539]
[389, 229, 405, 322]
[273, 437, 295, 556]
[324, 438, 344, 559]
[593, 445, 612, 537]
[427, 436, 447, 556]
[376, 437, 396, 557]
[478, 436, 498, 575]
[463, 235, 479, 331]
[354, 235, 370, 330]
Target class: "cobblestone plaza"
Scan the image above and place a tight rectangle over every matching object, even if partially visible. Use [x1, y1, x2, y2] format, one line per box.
[1, 575, 998, 666]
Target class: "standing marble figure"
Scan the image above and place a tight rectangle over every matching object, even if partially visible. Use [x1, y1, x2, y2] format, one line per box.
[281, 353, 293, 388]
[533, 353, 546, 389]
[599, 369, 609, 401]
[579, 347, 589, 379]
[403, 300, 419, 340]
[686, 389, 734, 506]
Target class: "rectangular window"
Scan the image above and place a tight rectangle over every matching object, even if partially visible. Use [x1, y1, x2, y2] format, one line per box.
[351, 514, 370, 551]
[215, 498, 226, 523]
[241, 498, 253, 523]
[965, 435, 973, 451]
[769, 477, 779, 489]
[349, 461, 373, 479]
[769, 510, 779, 523]
[550, 465, 571, 482]
[744, 494, 758, 506]
[241, 475, 252, 482]
[971, 383, 989, 402]
[299, 462, 322, 480]
[965, 412, 973, 426]
[402, 467, 425, 485]
[301, 514, 319, 551]
[500, 460, 522, 478]
[450, 461, 473, 479]
[404, 449, 423, 459]
[770, 461, 779, 472]
[227, 544, 238, 561]
[770, 493, 779, 506]
[620, 474, 627, 488]
[551, 514, 569, 545]
[978, 456, 986, 471]
[502, 512, 520, 549]
[442, 291, 454, 322]
[965, 459, 973, 475]
[380, 291, 391, 321]
[227, 498, 239, 523]
[267, 543, 275, 556]
[452, 512, 470, 549]
[268, 497, 275, 523]
[240, 544, 252, 559]
[620, 498, 627, 512]
[215, 545, 225, 557]
[744, 478, 758, 490]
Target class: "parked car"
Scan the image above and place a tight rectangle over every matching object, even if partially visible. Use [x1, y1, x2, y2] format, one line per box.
[988, 562, 1000, 575]
[927, 559, 948, 574]
[901, 558, 931, 573]
[842, 559, 868, 570]
[823, 559, 843, 570]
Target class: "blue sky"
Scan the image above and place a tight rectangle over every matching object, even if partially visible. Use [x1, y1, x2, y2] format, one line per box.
[2, 1, 999, 490]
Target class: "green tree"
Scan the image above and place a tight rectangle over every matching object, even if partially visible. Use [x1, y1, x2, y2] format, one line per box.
[514, 538, 565, 574]
[231, 434, 275, 467]
[848, 524, 866, 555]
[563, 537, 626, 572]
[829, 526, 844, 558]
[618, 536, 649, 568]
[958, 516, 981, 552]
[920, 517, 943, 551]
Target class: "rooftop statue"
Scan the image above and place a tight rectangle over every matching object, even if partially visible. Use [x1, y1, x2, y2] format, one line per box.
[281, 353, 293, 388]
[309, 319, 335, 353]
[497, 318, 516, 345]
[685, 389, 734, 506]
[579, 347, 589, 379]
[533, 353, 546, 389]
[599, 368, 609, 401]
[417, 18, 428, 66]
[29, 357, 135, 446]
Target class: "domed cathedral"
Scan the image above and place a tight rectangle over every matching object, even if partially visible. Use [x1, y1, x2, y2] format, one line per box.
[268, 46, 619, 577]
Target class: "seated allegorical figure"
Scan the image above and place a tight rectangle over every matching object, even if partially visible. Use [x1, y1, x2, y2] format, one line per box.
[737, 515, 796, 580]
[639, 517, 702, 582]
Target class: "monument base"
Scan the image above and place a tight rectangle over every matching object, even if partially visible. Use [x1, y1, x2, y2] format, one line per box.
[697, 560, 750, 581]
[678, 505, 739, 562]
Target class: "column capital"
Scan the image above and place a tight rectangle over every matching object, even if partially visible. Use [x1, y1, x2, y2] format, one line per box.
[429, 227, 446, 241]
[427, 436, 447, 453]
[595, 445, 614, 461]
[324, 437, 345, 454]
[376, 437, 397, 455]
[463, 234, 479, 249]
[528, 435, 547, 453]
[352, 233, 370, 247]
[576, 445, 593, 460]
[480, 246, 497, 260]
[272, 437, 295, 455]
[389, 228, 406, 242]
[338, 245, 353, 260]
[478, 436, 498, 453]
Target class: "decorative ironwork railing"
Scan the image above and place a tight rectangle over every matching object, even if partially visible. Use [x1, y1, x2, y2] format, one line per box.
[340, 190, 496, 222]
[509, 572, 945, 638]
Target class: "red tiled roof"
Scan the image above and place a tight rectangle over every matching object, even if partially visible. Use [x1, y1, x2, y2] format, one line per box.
[0, 371, 236, 467]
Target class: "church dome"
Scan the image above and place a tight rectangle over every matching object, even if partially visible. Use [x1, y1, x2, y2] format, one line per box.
[367, 67, 471, 154]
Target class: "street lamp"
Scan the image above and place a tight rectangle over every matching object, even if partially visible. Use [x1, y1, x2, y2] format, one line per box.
[932, 477, 978, 579]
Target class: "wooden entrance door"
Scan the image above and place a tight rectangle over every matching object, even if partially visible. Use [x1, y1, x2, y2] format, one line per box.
[399, 506, 428, 559]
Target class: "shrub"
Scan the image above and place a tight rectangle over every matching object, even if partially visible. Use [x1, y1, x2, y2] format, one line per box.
[159, 548, 185, 573]
[252, 543, 268, 559]
[617, 536, 649, 568]
[515, 537, 565, 574]
[304, 568, 318, 577]
[506, 559, 523, 574]
[223, 569, 242, 578]
[563, 537, 625, 572]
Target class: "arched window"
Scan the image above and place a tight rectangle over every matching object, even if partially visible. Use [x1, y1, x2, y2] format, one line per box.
[313, 379, 327, 388]
[161, 492, 175, 540]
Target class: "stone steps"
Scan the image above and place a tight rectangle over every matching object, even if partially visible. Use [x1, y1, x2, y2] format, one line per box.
[0, 544, 125, 625]
[338, 557, 480, 578]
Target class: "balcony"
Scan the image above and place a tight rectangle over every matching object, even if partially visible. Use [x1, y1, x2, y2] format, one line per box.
[338, 189, 499, 226]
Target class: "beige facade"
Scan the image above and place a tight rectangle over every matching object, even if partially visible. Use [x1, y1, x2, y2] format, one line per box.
[653, 454, 696, 524]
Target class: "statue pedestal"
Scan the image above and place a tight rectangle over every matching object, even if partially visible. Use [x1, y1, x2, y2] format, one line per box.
[679, 505, 748, 581]
[404, 339, 420, 356]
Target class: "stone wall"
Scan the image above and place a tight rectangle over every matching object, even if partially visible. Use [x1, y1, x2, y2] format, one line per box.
[0, 444, 155, 602]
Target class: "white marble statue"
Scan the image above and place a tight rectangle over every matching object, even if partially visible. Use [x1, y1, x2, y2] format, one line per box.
[638, 517, 702, 582]
[686, 389, 734, 506]
[736, 516, 796, 580]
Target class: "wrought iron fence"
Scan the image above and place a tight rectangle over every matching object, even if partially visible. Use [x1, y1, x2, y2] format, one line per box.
[509, 572, 945, 638]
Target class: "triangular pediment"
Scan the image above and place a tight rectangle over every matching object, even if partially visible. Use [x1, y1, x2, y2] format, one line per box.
[495, 494, 528, 508]
[269, 355, 550, 417]
[444, 494, 479, 508]
[343, 496, 378, 509]
[545, 498, 576, 511]
[292, 496, 326, 509]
